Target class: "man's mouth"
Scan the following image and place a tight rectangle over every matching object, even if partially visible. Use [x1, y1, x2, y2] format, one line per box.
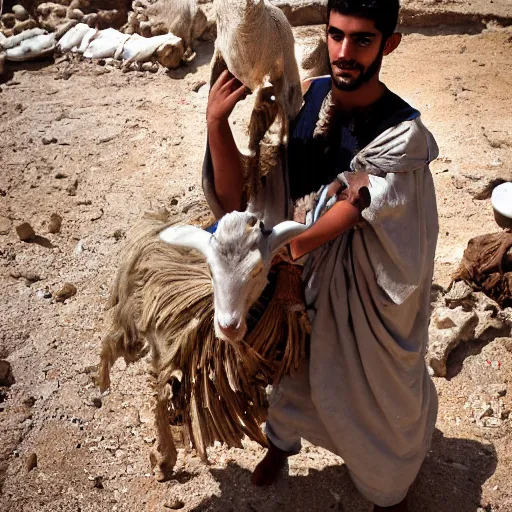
[332, 62, 362, 75]
[334, 67, 360, 78]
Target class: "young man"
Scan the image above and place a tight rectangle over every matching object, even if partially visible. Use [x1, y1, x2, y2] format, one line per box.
[203, 0, 439, 510]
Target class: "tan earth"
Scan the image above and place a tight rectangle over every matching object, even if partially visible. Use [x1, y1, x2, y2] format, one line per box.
[1, 10, 512, 512]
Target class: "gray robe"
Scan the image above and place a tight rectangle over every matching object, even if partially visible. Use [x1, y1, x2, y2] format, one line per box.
[202, 117, 439, 507]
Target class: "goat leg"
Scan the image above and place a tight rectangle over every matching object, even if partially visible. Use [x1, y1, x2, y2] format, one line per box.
[151, 381, 178, 482]
[209, 48, 228, 87]
[97, 328, 126, 392]
[246, 84, 280, 196]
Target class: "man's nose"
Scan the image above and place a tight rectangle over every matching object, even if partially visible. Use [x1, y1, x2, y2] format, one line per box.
[339, 38, 356, 61]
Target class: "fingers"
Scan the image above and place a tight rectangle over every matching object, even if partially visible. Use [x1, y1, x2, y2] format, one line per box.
[221, 83, 249, 113]
[210, 69, 232, 94]
[219, 76, 243, 94]
[231, 82, 249, 102]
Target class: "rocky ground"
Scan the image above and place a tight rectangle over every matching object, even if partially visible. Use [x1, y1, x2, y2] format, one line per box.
[1, 5, 512, 512]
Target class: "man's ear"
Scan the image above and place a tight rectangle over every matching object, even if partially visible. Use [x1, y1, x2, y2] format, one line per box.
[383, 33, 402, 56]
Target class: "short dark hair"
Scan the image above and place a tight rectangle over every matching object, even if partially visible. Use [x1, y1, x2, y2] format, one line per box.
[327, 0, 400, 39]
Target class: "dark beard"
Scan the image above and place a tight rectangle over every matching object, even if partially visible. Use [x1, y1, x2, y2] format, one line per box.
[330, 48, 384, 92]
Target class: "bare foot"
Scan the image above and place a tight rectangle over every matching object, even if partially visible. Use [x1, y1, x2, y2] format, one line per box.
[373, 498, 408, 512]
[251, 442, 290, 486]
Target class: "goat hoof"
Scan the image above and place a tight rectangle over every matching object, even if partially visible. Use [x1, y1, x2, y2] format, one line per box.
[154, 465, 173, 482]
[150, 449, 175, 482]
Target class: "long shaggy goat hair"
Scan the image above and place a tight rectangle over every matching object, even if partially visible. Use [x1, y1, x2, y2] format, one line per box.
[98, 206, 310, 473]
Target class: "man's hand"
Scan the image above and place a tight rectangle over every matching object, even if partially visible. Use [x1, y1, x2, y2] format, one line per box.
[206, 70, 248, 214]
[207, 70, 249, 126]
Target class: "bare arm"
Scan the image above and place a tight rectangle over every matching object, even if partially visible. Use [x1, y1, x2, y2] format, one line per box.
[289, 200, 361, 260]
[206, 70, 248, 214]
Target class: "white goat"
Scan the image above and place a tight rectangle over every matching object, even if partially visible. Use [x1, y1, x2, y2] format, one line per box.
[211, 0, 303, 176]
[160, 211, 306, 342]
[98, 207, 307, 480]
[145, 0, 207, 58]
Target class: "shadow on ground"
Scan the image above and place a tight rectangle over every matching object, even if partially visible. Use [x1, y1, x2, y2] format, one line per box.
[192, 429, 497, 512]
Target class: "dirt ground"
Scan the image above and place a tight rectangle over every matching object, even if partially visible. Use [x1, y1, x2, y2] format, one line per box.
[1, 15, 512, 512]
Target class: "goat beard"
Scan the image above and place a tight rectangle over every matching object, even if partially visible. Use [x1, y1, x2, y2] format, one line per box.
[329, 47, 384, 92]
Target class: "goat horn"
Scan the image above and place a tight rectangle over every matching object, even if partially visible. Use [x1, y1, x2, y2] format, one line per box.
[159, 225, 213, 258]
[267, 221, 308, 255]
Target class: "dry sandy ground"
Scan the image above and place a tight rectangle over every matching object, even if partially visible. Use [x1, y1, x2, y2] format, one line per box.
[1, 21, 512, 512]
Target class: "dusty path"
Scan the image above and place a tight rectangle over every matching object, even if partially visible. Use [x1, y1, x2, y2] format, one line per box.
[1, 24, 512, 512]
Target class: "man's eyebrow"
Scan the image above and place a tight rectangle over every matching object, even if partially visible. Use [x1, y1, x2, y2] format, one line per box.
[327, 27, 378, 38]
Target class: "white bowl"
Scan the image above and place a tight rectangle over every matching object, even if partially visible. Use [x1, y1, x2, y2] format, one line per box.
[491, 182, 512, 229]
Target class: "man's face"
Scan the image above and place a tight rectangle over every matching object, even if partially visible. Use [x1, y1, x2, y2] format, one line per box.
[327, 12, 385, 91]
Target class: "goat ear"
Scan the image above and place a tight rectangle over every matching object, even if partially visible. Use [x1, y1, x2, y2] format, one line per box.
[159, 225, 212, 258]
[267, 221, 308, 255]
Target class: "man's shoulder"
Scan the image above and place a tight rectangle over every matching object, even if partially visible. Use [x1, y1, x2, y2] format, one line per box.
[354, 117, 439, 173]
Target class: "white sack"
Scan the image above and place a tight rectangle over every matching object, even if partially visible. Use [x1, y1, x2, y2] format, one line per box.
[57, 22, 91, 53]
[83, 28, 129, 59]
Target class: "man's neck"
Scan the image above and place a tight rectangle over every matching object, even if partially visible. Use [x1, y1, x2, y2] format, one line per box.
[330, 78, 387, 113]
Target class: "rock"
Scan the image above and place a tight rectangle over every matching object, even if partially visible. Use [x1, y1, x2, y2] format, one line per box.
[82, 13, 98, 27]
[156, 39, 185, 69]
[54, 283, 77, 303]
[42, 137, 58, 145]
[164, 499, 185, 510]
[0, 360, 15, 386]
[74, 239, 85, 255]
[274, 0, 327, 26]
[67, 179, 78, 196]
[465, 384, 508, 428]
[10, 17, 37, 35]
[93, 476, 104, 489]
[473, 292, 511, 341]
[48, 213, 63, 234]
[26, 453, 37, 473]
[16, 222, 36, 242]
[432, 310, 456, 330]
[12, 5, 29, 21]
[474, 309, 511, 341]
[481, 417, 501, 428]
[191, 80, 206, 92]
[36, 287, 52, 299]
[96, 9, 126, 30]
[444, 280, 474, 310]
[24, 396, 36, 407]
[1, 13, 16, 29]
[0, 216, 12, 235]
[141, 61, 158, 72]
[68, 8, 84, 21]
[427, 307, 479, 377]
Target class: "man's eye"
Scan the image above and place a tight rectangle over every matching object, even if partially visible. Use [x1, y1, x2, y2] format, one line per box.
[330, 34, 343, 42]
[357, 37, 372, 47]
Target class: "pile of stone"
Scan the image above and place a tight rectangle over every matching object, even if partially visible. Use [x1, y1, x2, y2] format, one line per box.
[427, 280, 512, 378]
[0, 1, 130, 37]
[464, 383, 509, 429]
[0, 1, 213, 72]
